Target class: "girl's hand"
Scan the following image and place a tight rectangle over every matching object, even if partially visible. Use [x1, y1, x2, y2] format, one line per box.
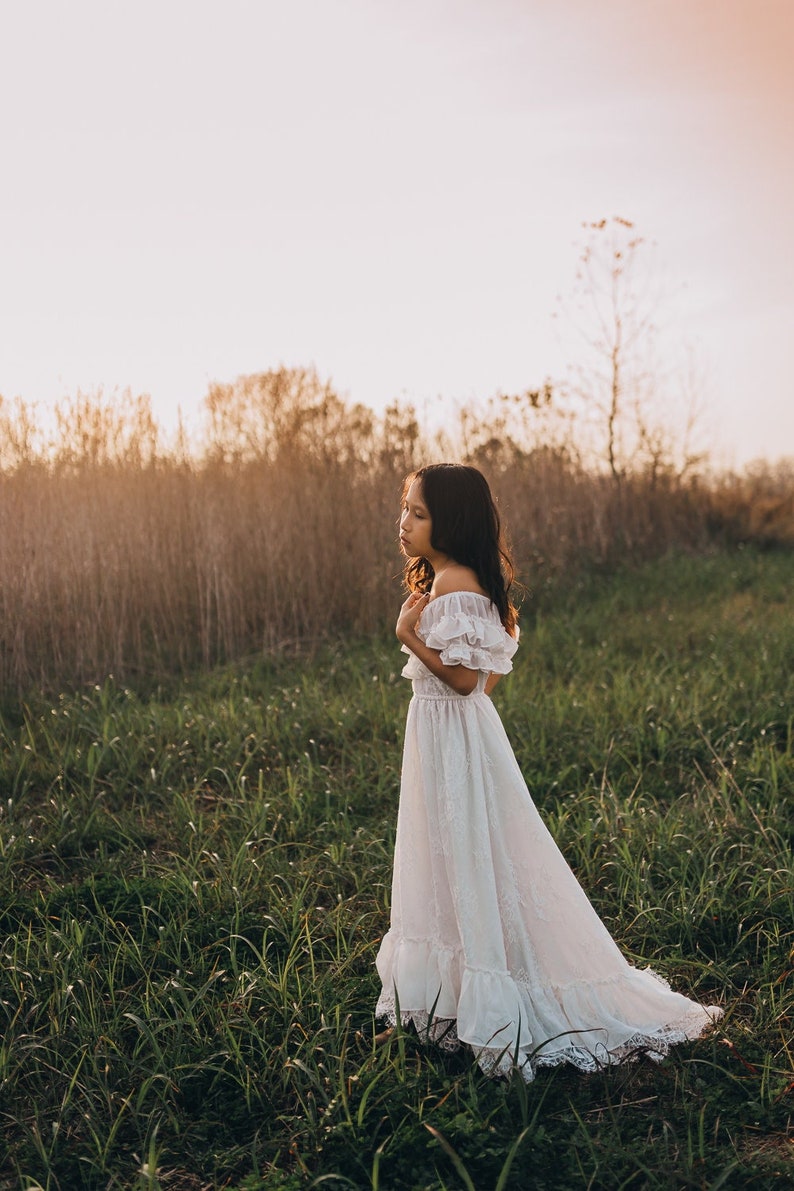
[396, 591, 430, 642]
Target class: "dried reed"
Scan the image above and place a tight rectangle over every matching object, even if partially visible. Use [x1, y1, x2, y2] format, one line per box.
[0, 374, 789, 698]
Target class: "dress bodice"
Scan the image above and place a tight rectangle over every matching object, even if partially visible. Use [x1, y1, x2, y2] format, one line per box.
[401, 591, 519, 697]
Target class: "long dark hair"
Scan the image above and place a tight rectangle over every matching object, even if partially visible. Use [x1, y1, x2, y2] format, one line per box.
[402, 463, 518, 636]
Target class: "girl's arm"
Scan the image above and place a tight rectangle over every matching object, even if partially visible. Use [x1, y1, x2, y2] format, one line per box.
[396, 592, 479, 696]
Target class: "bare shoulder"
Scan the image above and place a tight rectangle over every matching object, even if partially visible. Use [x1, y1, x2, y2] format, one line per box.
[431, 564, 487, 598]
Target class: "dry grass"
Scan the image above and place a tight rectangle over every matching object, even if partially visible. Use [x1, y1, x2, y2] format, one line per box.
[0, 373, 791, 698]
[707, 458, 794, 547]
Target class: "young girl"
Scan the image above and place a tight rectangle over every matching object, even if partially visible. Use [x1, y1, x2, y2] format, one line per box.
[375, 463, 722, 1081]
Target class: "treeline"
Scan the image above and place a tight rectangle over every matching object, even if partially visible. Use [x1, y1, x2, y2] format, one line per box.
[0, 370, 791, 699]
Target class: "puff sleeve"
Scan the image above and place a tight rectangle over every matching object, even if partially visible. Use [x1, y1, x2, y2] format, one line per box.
[410, 592, 519, 675]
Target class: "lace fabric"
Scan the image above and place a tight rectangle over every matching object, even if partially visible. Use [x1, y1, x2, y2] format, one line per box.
[376, 593, 722, 1082]
[376, 973, 722, 1083]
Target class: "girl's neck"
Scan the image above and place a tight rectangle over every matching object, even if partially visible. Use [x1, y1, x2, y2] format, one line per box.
[429, 553, 455, 576]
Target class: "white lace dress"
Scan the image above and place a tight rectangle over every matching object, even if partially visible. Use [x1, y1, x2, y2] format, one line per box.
[375, 591, 722, 1081]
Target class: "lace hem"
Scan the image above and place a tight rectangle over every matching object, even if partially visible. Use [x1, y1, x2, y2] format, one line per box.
[375, 997, 723, 1083]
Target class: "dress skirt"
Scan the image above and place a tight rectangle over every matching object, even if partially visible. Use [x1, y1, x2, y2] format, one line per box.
[374, 591, 722, 1080]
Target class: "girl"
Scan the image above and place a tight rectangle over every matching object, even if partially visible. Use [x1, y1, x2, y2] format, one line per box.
[375, 463, 722, 1081]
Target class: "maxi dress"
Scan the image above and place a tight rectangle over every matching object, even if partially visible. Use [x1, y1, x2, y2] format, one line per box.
[375, 591, 722, 1081]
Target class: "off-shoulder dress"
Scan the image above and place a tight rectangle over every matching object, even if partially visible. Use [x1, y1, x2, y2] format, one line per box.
[374, 591, 722, 1080]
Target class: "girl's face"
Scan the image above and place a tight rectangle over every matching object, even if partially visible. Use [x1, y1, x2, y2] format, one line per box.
[399, 477, 434, 560]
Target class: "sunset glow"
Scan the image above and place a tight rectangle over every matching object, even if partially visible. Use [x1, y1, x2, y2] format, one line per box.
[1, 0, 792, 463]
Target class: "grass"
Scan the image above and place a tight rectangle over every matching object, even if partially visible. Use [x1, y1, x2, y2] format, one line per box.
[0, 546, 792, 1189]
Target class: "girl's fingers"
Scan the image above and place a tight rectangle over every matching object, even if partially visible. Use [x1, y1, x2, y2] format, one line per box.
[401, 591, 430, 613]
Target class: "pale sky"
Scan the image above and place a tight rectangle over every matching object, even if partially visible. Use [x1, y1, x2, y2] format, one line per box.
[1, 0, 793, 465]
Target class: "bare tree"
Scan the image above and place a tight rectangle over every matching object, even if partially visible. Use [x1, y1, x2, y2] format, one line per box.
[556, 217, 678, 483]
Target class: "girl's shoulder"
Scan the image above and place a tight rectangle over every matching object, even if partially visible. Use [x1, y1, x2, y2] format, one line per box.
[430, 564, 487, 599]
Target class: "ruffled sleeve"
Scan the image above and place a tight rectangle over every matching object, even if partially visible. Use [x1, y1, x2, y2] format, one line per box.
[407, 591, 519, 675]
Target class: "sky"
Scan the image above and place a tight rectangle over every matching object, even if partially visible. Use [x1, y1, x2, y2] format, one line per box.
[1, 0, 793, 466]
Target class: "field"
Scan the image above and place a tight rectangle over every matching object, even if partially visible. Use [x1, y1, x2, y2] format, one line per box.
[0, 547, 792, 1189]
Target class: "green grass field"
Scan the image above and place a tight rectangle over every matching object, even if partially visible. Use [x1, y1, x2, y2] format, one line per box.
[0, 548, 792, 1189]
